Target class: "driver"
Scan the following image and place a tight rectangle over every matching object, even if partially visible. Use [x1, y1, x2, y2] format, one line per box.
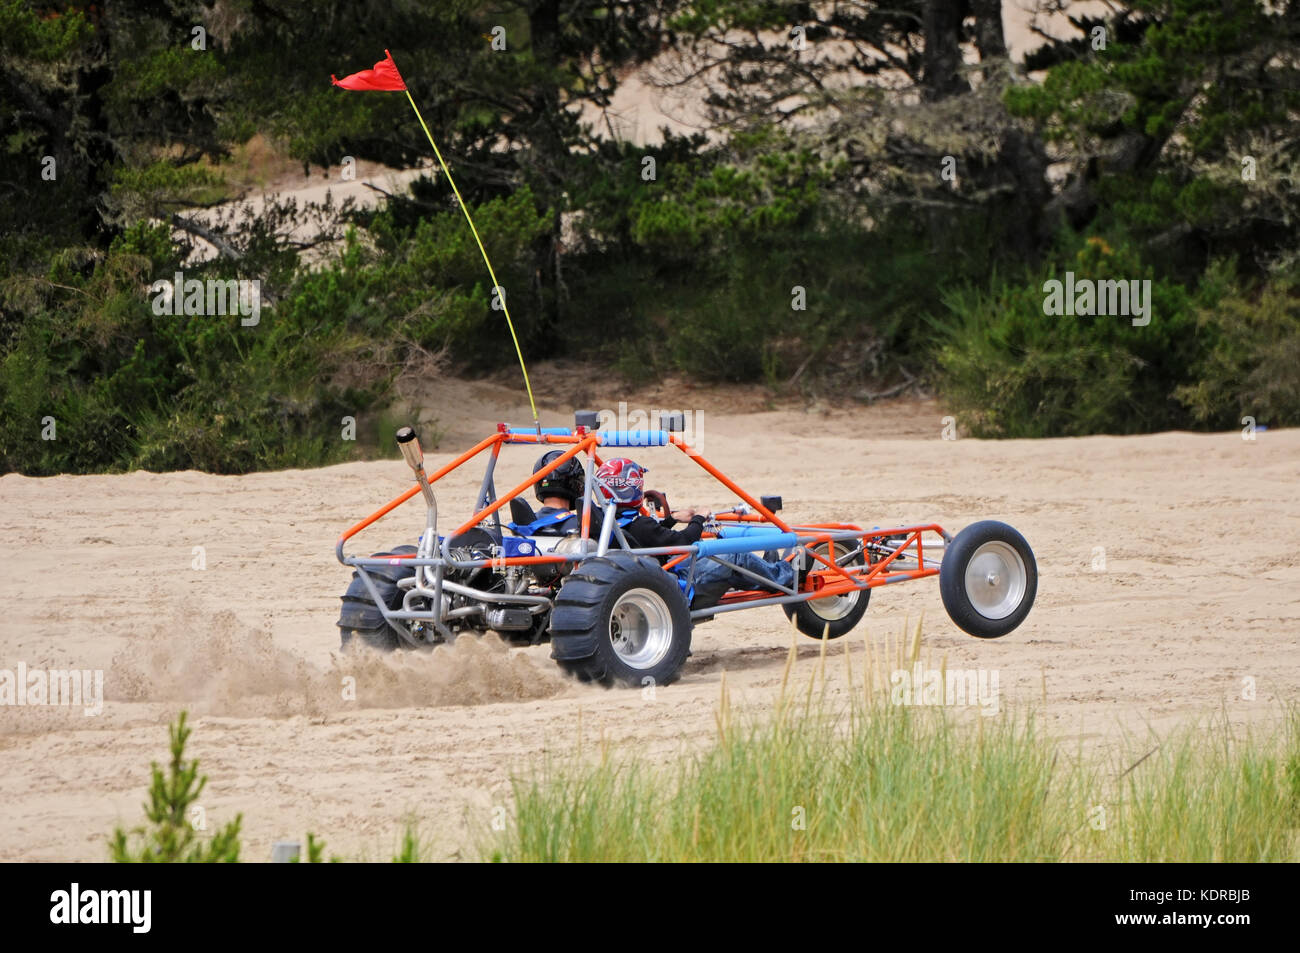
[594, 457, 706, 548]
[594, 457, 795, 601]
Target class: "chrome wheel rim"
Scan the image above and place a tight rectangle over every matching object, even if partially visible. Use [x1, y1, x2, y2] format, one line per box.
[610, 588, 673, 668]
[963, 541, 1027, 620]
[808, 542, 860, 620]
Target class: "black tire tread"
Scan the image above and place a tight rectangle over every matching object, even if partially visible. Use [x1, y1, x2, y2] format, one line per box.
[782, 542, 871, 639]
[783, 586, 870, 639]
[938, 521, 1037, 639]
[549, 553, 691, 687]
[337, 546, 417, 652]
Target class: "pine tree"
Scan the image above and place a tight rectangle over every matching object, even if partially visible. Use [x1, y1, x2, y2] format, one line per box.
[109, 711, 243, 863]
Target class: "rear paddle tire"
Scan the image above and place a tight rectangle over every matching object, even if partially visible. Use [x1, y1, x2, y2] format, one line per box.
[549, 553, 693, 687]
[939, 521, 1036, 638]
[336, 546, 417, 651]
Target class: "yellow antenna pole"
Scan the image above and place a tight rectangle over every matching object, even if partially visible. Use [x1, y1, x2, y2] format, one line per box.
[402, 88, 540, 426]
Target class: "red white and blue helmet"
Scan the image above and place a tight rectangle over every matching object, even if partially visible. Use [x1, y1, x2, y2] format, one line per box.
[596, 458, 646, 507]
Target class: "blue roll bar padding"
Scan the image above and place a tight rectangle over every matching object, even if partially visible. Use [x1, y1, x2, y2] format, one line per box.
[597, 429, 670, 447]
[694, 532, 797, 558]
[506, 427, 573, 437]
[712, 525, 790, 538]
[500, 427, 670, 447]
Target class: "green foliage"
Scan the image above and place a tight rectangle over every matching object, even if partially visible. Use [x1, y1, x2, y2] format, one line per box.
[111, 221, 180, 273]
[4, 0, 1298, 477]
[392, 826, 421, 863]
[1006, 1, 1284, 149]
[1005, 0, 1298, 258]
[108, 162, 227, 222]
[0, 0, 682, 475]
[500, 704, 1066, 862]
[491, 653, 1300, 862]
[108, 716, 427, 863]
[669, 0, 798, 34]
[298, 832, 343, 863]
[305, 833, 326, 863]
[1108, 717, 1300, 861]
[284, 187, 554, 362]
[0, 173, 547, 476]
[935, 233, 1232, 437]
[561, 128, 980, 387]
[108, 43, 225, 103]
[1175, 272, 1300, 428]
[110, 712, 243, 863]
[636, 216, 957, 386]
[629, 134, 829, 250]
[0, 0, 92, 58]
[0, 233, 391, 475]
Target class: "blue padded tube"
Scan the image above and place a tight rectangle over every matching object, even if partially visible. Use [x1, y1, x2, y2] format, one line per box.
[597, 430, 669, 447]
[506, 427, 572, 437]
[694, 533, 796, 558]
[713, 525, 790, 538]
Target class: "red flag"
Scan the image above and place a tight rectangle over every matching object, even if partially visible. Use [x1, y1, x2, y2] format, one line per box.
[331, 49, 406, 91]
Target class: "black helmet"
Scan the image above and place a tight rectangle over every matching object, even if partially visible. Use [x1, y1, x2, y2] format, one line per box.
[533, 450, 586, 506]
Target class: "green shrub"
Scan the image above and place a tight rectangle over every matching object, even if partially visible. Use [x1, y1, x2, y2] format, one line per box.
[109, 714, 429, 863]
[0, 245, 387, 474]
[356, 186, 555, 360]
[1175, 273, 1300, 429]
[109, 711, 242, 863]
[935, 234, 1232, 437]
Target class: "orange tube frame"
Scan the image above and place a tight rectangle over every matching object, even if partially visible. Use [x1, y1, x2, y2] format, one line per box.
[338, 428, 941, 601]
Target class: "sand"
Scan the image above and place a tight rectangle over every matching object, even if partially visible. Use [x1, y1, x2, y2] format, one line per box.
[1, 379, 1297, 861]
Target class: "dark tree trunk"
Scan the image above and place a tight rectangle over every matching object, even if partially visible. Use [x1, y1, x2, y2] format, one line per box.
[922, 0, 967, 100]
[527, 0, 565, 341]
[994, 127, 1052, 255]
[971, 0, 1007, 62]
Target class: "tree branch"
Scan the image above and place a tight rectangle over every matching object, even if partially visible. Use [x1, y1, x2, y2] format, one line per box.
[169, 213, 242, 261]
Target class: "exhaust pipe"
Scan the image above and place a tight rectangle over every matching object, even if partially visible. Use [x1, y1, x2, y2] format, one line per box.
[396, 424, 423, 472]
[396, 426, 437, 510]
[396, 427, 445, 636]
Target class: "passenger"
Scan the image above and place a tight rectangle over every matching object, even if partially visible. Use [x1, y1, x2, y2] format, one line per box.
[510, 449, 603, 538]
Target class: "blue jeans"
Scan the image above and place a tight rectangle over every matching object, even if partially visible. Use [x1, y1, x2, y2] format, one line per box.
[683, 551, 795, 594]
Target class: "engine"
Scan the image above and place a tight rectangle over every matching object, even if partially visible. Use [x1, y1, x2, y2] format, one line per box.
[406, 528, 577, 642]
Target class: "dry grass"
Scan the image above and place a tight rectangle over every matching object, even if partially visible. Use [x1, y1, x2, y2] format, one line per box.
[488, 622, 1300, 862]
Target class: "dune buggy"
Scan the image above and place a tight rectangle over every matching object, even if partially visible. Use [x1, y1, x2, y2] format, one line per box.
[335, 412, 1037, 687]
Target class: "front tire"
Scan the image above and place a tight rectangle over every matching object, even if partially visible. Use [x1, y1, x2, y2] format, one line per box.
[783, 540, 871, 639]
[549, 554, 693, 687]
[939, 521, 1036, 639]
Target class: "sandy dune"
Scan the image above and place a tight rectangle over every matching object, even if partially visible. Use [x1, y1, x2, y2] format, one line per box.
[1, 383, 1297, 861]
